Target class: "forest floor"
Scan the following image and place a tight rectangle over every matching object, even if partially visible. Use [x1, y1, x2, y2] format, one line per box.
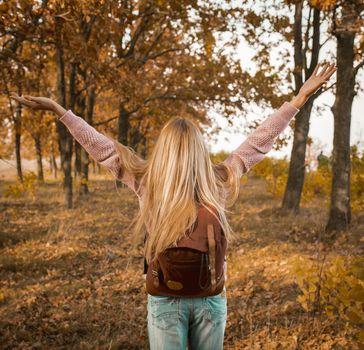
[0, 174, 363, 349]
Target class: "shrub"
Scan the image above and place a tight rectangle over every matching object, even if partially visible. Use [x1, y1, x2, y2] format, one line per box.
[251, 157, 289, 196]
[251, 146, 364, 212]
[4, 171, 37, 201]
[292, 249, 364, 347]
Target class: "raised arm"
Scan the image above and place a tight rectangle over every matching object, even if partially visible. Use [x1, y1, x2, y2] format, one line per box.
[222, 101, 300, 177]
[222, 61, 337, 178]
[57, 109, 140, 194]
[9, 92, 141, 196]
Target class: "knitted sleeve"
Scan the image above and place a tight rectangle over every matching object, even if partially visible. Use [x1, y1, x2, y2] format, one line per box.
[58, 110, 140, 195]
[222, 101, 300, 178]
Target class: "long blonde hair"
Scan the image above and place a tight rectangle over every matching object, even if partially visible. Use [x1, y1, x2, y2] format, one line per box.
[113, 116, 240, 264]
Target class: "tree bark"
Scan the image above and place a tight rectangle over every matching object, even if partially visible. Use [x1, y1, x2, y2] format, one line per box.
[69, 63, 81, 182]
[91, 159, 96, 174]
[34, 133, 44, 182]
[14, 81, 23, 182]
[141, 134, 147, 159]
[14, 113, 23, 183]
[55, 18, 73, 209]
[74, 142, 81, 179]
[326, 5, 356, 232]
[118, 103, 130, 146]
[80, 86, 95, 195]
[50, 143, 58, 179]
[282, 102, 314, 211]
[117, 103, 131, 187]
[281, 4, 321, 211]
[130, 127, 143, 151]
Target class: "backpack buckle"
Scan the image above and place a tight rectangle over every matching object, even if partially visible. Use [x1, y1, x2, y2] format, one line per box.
[166, 280, 183, 290]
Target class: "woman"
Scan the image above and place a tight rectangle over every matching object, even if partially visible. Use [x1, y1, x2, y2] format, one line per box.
[10, 62, 336, 349]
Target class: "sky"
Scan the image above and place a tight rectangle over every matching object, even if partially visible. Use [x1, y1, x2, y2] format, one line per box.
[205, 10, 364, 160]
[206, 69, 364, 159]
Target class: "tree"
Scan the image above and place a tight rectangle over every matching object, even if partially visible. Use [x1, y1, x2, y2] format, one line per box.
[0, 0, 48, 182]
[96, 0, 249, 148]
[324, 0, 364, 232]
[281, 0, 325, 212]
[1, 0, 251, 208]
[238, 0, 334, 212]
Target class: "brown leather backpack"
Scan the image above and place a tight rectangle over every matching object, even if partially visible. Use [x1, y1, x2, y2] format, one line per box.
[145, 204, 227, 297]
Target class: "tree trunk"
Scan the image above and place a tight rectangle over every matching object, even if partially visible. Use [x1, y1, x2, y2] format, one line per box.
[80, 86, 95, 195]
[50, 144, 58, 179]
[70, 63, 82, 182]
[282, 102, 313, 211]
[55, 19, 73, 209]
[92, 159, 96, 174]
[34, 134, 44, 182]
[326, 14, 356, 232]
[281, 4, 321, 211]
[14, 115, 23, 183]
[117, 103, 131, 187]
[49, 156, 53, 176]
[118, 103, 130, 146]
[14, 81, 23, 182]
[74, 141, 81, 179]
[141, 134, 147, 159]
[130, 128, 140, 151]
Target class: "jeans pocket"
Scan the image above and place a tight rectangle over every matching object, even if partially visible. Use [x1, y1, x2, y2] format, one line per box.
[204, 293, 227, 326]
[148, 295, 179, 330]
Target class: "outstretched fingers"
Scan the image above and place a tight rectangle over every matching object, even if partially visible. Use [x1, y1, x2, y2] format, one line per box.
[312, 63, 321, 76]
[319, 63, 336, 78]
[318, 63, 330, 77]
[323, 64, 337, 80]
[10, 93, 41, 109]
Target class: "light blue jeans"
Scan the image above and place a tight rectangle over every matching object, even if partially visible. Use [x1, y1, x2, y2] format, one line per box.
[147, 287, 227, 350]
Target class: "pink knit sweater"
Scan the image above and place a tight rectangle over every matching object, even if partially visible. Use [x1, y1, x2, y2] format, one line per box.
[59, 101, 299, 279]
[59, 101, 300, 199]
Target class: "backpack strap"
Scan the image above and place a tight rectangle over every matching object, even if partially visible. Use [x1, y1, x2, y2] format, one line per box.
[207, 224, 216, 292]
[152, 258, 160, 288]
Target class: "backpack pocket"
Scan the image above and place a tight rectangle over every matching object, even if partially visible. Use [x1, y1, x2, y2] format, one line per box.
[158, 247, 211, 292]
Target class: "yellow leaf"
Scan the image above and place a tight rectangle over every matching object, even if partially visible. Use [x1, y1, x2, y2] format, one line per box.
[348, 285, 364, 302]
[346, 308, 362, 324]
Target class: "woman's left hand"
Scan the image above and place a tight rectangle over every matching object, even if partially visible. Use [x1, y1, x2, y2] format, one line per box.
[299, 62, 337, 98]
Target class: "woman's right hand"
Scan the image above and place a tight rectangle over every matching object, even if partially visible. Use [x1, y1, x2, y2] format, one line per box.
[9, 92, 67, 117]
[10, 92, 56, 111]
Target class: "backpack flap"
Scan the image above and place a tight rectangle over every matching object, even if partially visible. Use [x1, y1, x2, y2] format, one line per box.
[157, 247, 210, 292]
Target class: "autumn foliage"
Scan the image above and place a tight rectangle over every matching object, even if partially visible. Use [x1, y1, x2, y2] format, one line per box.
[252, 145, 364, 214]
[1, 0, 364, 349]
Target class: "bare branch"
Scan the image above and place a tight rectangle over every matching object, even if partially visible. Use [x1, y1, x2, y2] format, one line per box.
[93, 115, 118, 127]
[353, 59, 364, 75]
[121, 8, 155, 58]
[139, 21, 168, 64]
[54, 10, 73, 22]
[303, 6, 312, 72]
[318, 37, 331, 50]
[315, 81, 336, 97]
[148, 46, 187, 60]
[307, 7, 321, 77]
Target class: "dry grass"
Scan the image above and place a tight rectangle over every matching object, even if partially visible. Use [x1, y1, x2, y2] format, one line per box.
[0, 175, 363, 349]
